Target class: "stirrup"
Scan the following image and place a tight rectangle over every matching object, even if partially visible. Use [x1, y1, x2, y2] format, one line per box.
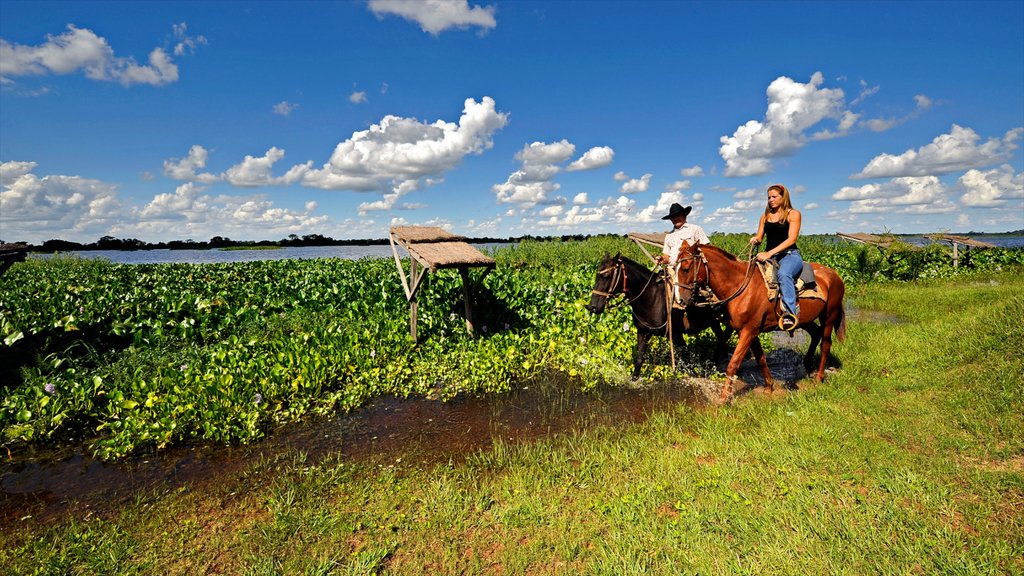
[778, 313, 798, 331]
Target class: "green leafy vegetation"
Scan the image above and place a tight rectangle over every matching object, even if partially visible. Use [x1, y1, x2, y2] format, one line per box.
[2, 236, 1022, 460]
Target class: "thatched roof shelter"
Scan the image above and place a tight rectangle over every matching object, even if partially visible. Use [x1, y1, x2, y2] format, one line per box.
[388, 226, 496, 342]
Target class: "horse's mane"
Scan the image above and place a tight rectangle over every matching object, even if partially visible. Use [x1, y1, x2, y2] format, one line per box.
[618, 255, 657, 278]
[699, 244, 741, 262]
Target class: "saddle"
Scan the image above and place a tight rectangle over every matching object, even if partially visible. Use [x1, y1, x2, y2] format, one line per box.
[757, 260, 826, 303]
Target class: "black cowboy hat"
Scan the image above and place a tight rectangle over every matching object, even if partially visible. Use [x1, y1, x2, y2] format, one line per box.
[661, 203, 692, 220]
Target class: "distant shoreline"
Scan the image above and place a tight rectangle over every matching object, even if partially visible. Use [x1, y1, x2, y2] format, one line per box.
[3, 230, 1022, 253]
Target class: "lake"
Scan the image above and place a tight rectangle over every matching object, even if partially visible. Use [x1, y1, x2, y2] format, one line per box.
[29, 236, 1024, 265]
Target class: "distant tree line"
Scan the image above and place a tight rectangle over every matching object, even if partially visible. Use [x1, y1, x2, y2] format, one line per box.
[7, 233, 604, 252]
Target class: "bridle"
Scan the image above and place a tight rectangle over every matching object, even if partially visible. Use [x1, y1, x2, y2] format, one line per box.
[677, 244, 759, 308]
[591, 257, 660, 312]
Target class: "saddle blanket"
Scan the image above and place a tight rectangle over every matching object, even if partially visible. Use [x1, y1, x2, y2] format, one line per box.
[757, 260, 826, 302]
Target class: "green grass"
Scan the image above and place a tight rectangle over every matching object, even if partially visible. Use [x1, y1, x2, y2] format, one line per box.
[2, 270, 1022, 574]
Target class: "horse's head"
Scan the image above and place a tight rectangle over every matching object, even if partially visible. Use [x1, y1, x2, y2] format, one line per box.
[588, 252, 624, 314]
[675, 241, 707, 307]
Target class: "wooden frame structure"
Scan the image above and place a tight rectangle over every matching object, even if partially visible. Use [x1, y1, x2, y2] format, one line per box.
[837, 232, 996, 268]
[627, 232, 666, 265]
[0, 244, 28, 278]
[389, 226, 495, 343]
[924, 234, 996, 267]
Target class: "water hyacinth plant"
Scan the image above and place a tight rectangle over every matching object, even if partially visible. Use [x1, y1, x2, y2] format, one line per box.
[0, 235, 1021, 459]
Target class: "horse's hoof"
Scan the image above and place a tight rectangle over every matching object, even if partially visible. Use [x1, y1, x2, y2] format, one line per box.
[714, 382, 734, 405]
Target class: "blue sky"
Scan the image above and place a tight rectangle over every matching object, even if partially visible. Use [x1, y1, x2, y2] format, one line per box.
[2, 0, 1022, 244]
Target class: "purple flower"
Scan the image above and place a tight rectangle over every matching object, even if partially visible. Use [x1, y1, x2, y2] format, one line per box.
[44, 383, 56, 395]
[254, 393, 262, 405]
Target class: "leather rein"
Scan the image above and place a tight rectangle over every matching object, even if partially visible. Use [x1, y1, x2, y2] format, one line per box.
[678, 244, 758, 309]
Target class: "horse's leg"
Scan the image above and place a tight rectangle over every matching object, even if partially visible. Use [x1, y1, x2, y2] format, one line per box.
[633, 331, 651, 379]
[710, 322, 732, 362]
[803, 321, 822, 372]
[816, 314, 836, 382]
[748, 336, 775, 392]
[721, 328, 757, 401]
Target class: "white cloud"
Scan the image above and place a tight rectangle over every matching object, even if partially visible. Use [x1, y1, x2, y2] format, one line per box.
[0, 160, 335, 244]
[349, 91, 367, 104]
[958, 164, 1024, 207]
[493, 140, 576, 207]
[619, 173, 652, 194]
[224, 147, 311, 187]
[719, 72, 851, 177]
[305, 96, 508, 211]
[273, 101, 299, 116]
[572, 192, 589, 205]
[613, 171, 629, 182]
[163, 145, 219, 182]
[864, 93, 935, 133]
[369, 0, 497, 35]
[853, 125, 1022, 179]
[680, 165, 704, 177]
[566, 146, 615, 171]
[832, 176, 957, 213]
[0, 24, 189, 86]
[0, 160, 123, 241]
[665, 180, 691, 192]
[172, 22, 207, 56]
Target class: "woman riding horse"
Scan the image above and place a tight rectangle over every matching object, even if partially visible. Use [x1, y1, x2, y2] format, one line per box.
[674, 242, 846, 400]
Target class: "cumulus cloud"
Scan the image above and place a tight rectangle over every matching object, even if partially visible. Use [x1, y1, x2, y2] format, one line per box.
[172, 22, 207, 56]
[0, 160, 123, 241]
[305, 96, 507, 211]
[0, 23, 198, 86]
[566, 146, 615, 171]
[665, 180, 692, 193]
[719, 72, 852, 177]
[864, 93, 936, 133]
[368, 0, 497, 35]
[224, 148, 311, 187]
[832, 176, 957, 213]
[163, 145, 219, 182]
[680, 165, 704, 177]
[619, 173, 652, 194]
[958, 164, 1024, 207]
[0, 160, 336, 244]
[493, 140, 576, 207]
[853, 125, 1022, 179]
[273, 101, 299, 116]
[349, 91, 367, 104]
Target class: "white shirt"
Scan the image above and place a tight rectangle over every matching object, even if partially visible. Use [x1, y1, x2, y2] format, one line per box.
[662, 222, 710, 266]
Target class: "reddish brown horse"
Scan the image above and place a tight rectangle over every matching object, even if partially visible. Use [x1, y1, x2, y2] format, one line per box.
[675, 242, 846, 400]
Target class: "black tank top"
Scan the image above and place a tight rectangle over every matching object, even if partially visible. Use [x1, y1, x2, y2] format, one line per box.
[764, 219, 796, 252]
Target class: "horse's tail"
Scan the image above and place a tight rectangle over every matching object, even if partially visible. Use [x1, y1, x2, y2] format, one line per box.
[835, 303, 847, 343]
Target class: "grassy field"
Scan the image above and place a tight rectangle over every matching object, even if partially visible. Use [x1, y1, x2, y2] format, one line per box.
[2, 267, 1021, 573]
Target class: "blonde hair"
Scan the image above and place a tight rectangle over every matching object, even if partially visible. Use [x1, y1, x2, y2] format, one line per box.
[764, 184, 794, 223]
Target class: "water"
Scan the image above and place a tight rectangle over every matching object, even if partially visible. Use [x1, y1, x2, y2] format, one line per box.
[32, 243, 515, 265]
[0, 377, 714, 527]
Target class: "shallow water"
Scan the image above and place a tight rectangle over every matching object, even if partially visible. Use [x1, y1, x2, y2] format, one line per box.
[1, 310, 861, 528]
[1, 375, 715, 527]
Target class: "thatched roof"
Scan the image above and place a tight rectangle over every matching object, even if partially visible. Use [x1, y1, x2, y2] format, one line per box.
[628, 232, 666, 246]
[835, 232, 907, 249]
[925, 234, 996, 249]
[389, 226, 494, 271]
[390, 226, 466, 244]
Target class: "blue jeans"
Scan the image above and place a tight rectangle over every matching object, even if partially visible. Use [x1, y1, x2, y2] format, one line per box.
[774, 249, 803, 316]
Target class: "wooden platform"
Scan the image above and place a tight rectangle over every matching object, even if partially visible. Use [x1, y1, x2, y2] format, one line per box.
[835, 232, 909, 249]
[627, 232, 666, 264]
[0, 243, 28, 277]
[925, 234, 995, 267]
[388, 226, 495, 342]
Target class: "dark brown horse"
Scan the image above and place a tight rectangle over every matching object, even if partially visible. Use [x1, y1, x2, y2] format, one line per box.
[674, 242, 846, 399]
[588, 253, 730, 379]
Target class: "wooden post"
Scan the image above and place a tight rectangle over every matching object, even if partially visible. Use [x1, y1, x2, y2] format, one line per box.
[409, 259, 418, 342]
[460, 267, 474, 335]
[952, 242, 959, 268]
